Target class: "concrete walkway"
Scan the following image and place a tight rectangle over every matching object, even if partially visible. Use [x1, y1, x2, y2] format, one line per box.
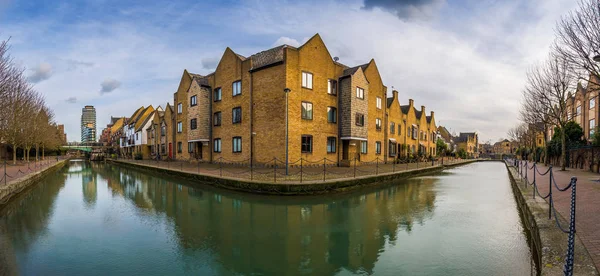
[522, 162, 600, 270]
[113, 157, 473, 184]
[0, 157, 65, 187]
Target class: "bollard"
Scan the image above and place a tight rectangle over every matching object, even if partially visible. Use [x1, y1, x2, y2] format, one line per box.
[533, 163, 536, 199]
[548, 167, 553, 219]
[300, 158, 303, 183]
[376, 157, 379, 175]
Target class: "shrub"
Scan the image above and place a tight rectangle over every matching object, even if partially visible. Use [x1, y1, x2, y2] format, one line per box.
[134, 152, 143, 160]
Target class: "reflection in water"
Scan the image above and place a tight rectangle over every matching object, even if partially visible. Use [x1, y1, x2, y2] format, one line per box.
[0, 161, 532, 275]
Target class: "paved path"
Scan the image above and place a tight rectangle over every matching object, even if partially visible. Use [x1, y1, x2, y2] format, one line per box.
[114, 157, 473, 184]
[0, 158, 64, 186]
[522, 162, 600, 270]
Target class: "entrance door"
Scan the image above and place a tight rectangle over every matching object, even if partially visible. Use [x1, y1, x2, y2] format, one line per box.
[198, 142, 203, 160]
[342, 140, 349, 160]
[168, 143, 172, 159]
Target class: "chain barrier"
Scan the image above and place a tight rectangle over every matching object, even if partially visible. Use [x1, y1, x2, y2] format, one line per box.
[505, 158, 577, 276]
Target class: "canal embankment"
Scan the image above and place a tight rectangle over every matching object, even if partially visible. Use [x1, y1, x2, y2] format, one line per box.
[108, 158, 477, 195]
[504, 162, 599, 275]
[0, 159, 69, 208]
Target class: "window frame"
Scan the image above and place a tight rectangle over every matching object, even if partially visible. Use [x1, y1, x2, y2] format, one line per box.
[301, 102, 313, 120]
[360, 141, 367, 154]
[177, 142, 182, 153]
[375, 141, 381, 155]
[232, 80, 242, 96]
[375, 118, 382, 131]
[190, 118, 197, 130]
[327, 137, 336, 153]
[327, 79, 337, 95]
[327, 106, 337, 123]
[301, 72, 313, 89]
[188, 142, 193, 153]
[190, 95, 197, 106]
[214, 87, 222, 102]
[376, 97, 382, 109]
[213, 138, 222, 153]
[232, 107, 242, 124]
[177, 121, 182, 133]
[576, 105, 582, 116]
[356, 87, 364, 99]
[301, 135, 313, 153]
[390, 122, 395, 134]
[213, 112, 222, 126]
[591, 97, 596, 109]
[355, 113, 364, 126]
[232, 136, 242, 153]
[590, 119, 596, 137]
[177, 103, 182, 114]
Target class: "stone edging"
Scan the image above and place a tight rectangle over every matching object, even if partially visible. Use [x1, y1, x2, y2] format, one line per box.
[0, 160, 69, 209]
[109, 159, 477, 195]
[504, 162, 599, 275]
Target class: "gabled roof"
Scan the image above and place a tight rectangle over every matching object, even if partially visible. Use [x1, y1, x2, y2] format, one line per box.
[400, 105, 410, 114]
[250, 45, 288, 71]
[387, 97, 393, 108]
[426, 116, 432, 124]
[134, 106, 154, 131]
[342, 63, 369, 77]
[414, 107, 422, 119]
[189, 73, 209, 87]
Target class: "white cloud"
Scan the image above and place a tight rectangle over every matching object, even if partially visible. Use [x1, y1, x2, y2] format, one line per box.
[273, 36, 301, 47]
[100, 78, 121, 94]
[27, 62, 53, 83]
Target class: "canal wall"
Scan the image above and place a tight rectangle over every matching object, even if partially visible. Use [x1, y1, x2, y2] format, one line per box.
[0, 159, 68, 209]
[504, 162, 598, 275]
[109, 159, 477, 195]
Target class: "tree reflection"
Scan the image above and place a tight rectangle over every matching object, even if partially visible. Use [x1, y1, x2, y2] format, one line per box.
[94, 164, 437, 275]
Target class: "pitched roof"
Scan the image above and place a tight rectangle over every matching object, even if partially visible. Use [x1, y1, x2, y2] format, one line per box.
[400, 105, 410, 114]
[342, 63, 369, 77]
[134, 106, 154, 131]
[426, 116, 432, 124]
[387, 97, 393, 108]
[189, 73, 209, 87]
[110, 117, 124, 133]
[139, 110, 156, 131]
[250, 45, 287, 70]
[414, 107, 422, 119]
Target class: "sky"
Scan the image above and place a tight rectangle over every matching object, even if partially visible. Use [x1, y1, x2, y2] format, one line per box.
[0, 0, 579, 143]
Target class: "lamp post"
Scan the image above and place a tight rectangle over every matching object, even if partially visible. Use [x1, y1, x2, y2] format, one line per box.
[284, 88, 291, 175]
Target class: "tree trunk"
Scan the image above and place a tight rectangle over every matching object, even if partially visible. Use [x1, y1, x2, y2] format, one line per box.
[42, 145, 45, 160]
[35, 144, 39, 161]
[12, 144, 16, 165]
[561, 129, 567, 171]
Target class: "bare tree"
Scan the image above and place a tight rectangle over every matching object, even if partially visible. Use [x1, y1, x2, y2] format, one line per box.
[522, 54, 578, 170]
[555, 0, 600, 88]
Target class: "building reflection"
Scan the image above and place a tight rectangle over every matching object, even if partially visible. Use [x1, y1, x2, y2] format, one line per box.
[93, 164, 437, 275]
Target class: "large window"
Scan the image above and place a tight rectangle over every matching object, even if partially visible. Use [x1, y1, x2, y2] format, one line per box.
[161, 144, 165, 154]
[232, 107, 242, 124]
[576, 105, 582, 116]
[355, 113, 364, 126]
[389, 141, 397, 156]
[360, 141, 367, 154]
[356, 87, 364, 99]
[302, 72, 313, 89]
[591, 97, 596, 109]
[177, 122, 182, 133]
[190, 118, 197, 130]
[376, 97, 382, 109]
[390, 122, 395, 134]
[302, 102, 313, 120]
[376, 118, 382, 130]
[412, 126, 418, 139]
[328, 79, 337, 95]
[301, 135, 313, 153]
[177, 142, 182, 153]
[232, 137, 242, 153]
[161, 125, 166, 136]
[591, 119, 596, 137]
[213, 112, 222, 126]
[213, 138, 221, 153]
[232, 81, 242, 96]
[190, 95, 197, 106]
[327, 107, 337, 123]
[188, 142, 193, 153]
[214, 88, 222, 102]
[177, 103, 182, 114]
[375, 141, 381, 154]
[327, 137, 336, 153]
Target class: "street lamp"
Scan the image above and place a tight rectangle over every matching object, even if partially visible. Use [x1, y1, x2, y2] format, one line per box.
[284, 88, 291, 175]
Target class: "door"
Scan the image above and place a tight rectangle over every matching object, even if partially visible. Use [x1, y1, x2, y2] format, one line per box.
[342, 140, 349, 160]
[198, 142, 203, 160]
[168, 143, 172, 159]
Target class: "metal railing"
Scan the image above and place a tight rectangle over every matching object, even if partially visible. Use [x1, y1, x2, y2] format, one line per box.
[115, 155, 469, 184]
[505, 158, 577, 276]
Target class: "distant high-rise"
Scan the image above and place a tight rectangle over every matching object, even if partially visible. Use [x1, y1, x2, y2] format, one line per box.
[81, 105, 96, 143]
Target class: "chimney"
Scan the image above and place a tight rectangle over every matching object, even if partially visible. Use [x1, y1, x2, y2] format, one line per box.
[431, 111, 435, 117]
[421, 105, 425, 114]
[392, 90, 398, 100]
[409, 99, 414, 106]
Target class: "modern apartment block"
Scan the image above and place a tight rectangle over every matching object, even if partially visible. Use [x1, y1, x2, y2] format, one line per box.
[164, 34, 439, 165]
[81, 105, 96, 143]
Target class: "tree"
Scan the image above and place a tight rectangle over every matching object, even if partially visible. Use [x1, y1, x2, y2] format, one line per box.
[592, 127, 600, 146]
[457, 148, 467, 159]
[521, 55, 578, 170]
[436, 138, 448, 156]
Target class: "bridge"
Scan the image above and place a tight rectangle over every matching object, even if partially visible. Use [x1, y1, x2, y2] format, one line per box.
[61, 143, 106, 153]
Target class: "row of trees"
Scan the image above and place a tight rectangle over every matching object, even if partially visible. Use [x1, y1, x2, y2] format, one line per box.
[518, 0, 600, 170]
[0, 38, 63, 164]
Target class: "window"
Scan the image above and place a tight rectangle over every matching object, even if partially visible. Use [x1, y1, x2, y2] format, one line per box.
[398, 126, 401, 136]
[356, 87, 364, 99]
[302, 72, 313, 89]
[188, 142, 193, 153]
[177, 142, 182, 153]
[412, 126, 418, 139]
[590, 119, 596, 137]
[302, 102, 313, 120]
[375, 141, 381, 154]
[390, 122, 395, 134]
[213, 112, 222, 126]
[301, 135, 313, 153]
[213, 138, 221, 152]
[591, 98, 596, 109]
[360, 141, 367, 154]
[136, 133, 139, 139]
[327, 107, 337, 123]
[177, 122, 182, 133]
[576, 105, 582, 116]
[327, 137, 336, 153]
[376, 118, 382, 130]
[190, 118, 197, 130]
[376, 97, 382, 109]
[232, 81, 241, 96]
[355, 113, 364, 126]
[190, 95, 197, 106]
[389, 141, 397, 156]
[232, 107, 242, 124]
[161, 144, 165, 154]
[232, 137, 242, 153]
[177, 103, 182, 114]
[328, 79, 337, 95]
[214, 88, 222, 102]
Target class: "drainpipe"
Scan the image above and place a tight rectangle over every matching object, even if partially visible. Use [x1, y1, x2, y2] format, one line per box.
[250, 70, 254, 167]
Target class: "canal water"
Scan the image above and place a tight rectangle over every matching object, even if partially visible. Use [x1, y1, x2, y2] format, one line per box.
[0, 160, 534, 275]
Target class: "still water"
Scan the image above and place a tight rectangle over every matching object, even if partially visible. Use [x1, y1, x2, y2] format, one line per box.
[0, 160, 533, 275]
